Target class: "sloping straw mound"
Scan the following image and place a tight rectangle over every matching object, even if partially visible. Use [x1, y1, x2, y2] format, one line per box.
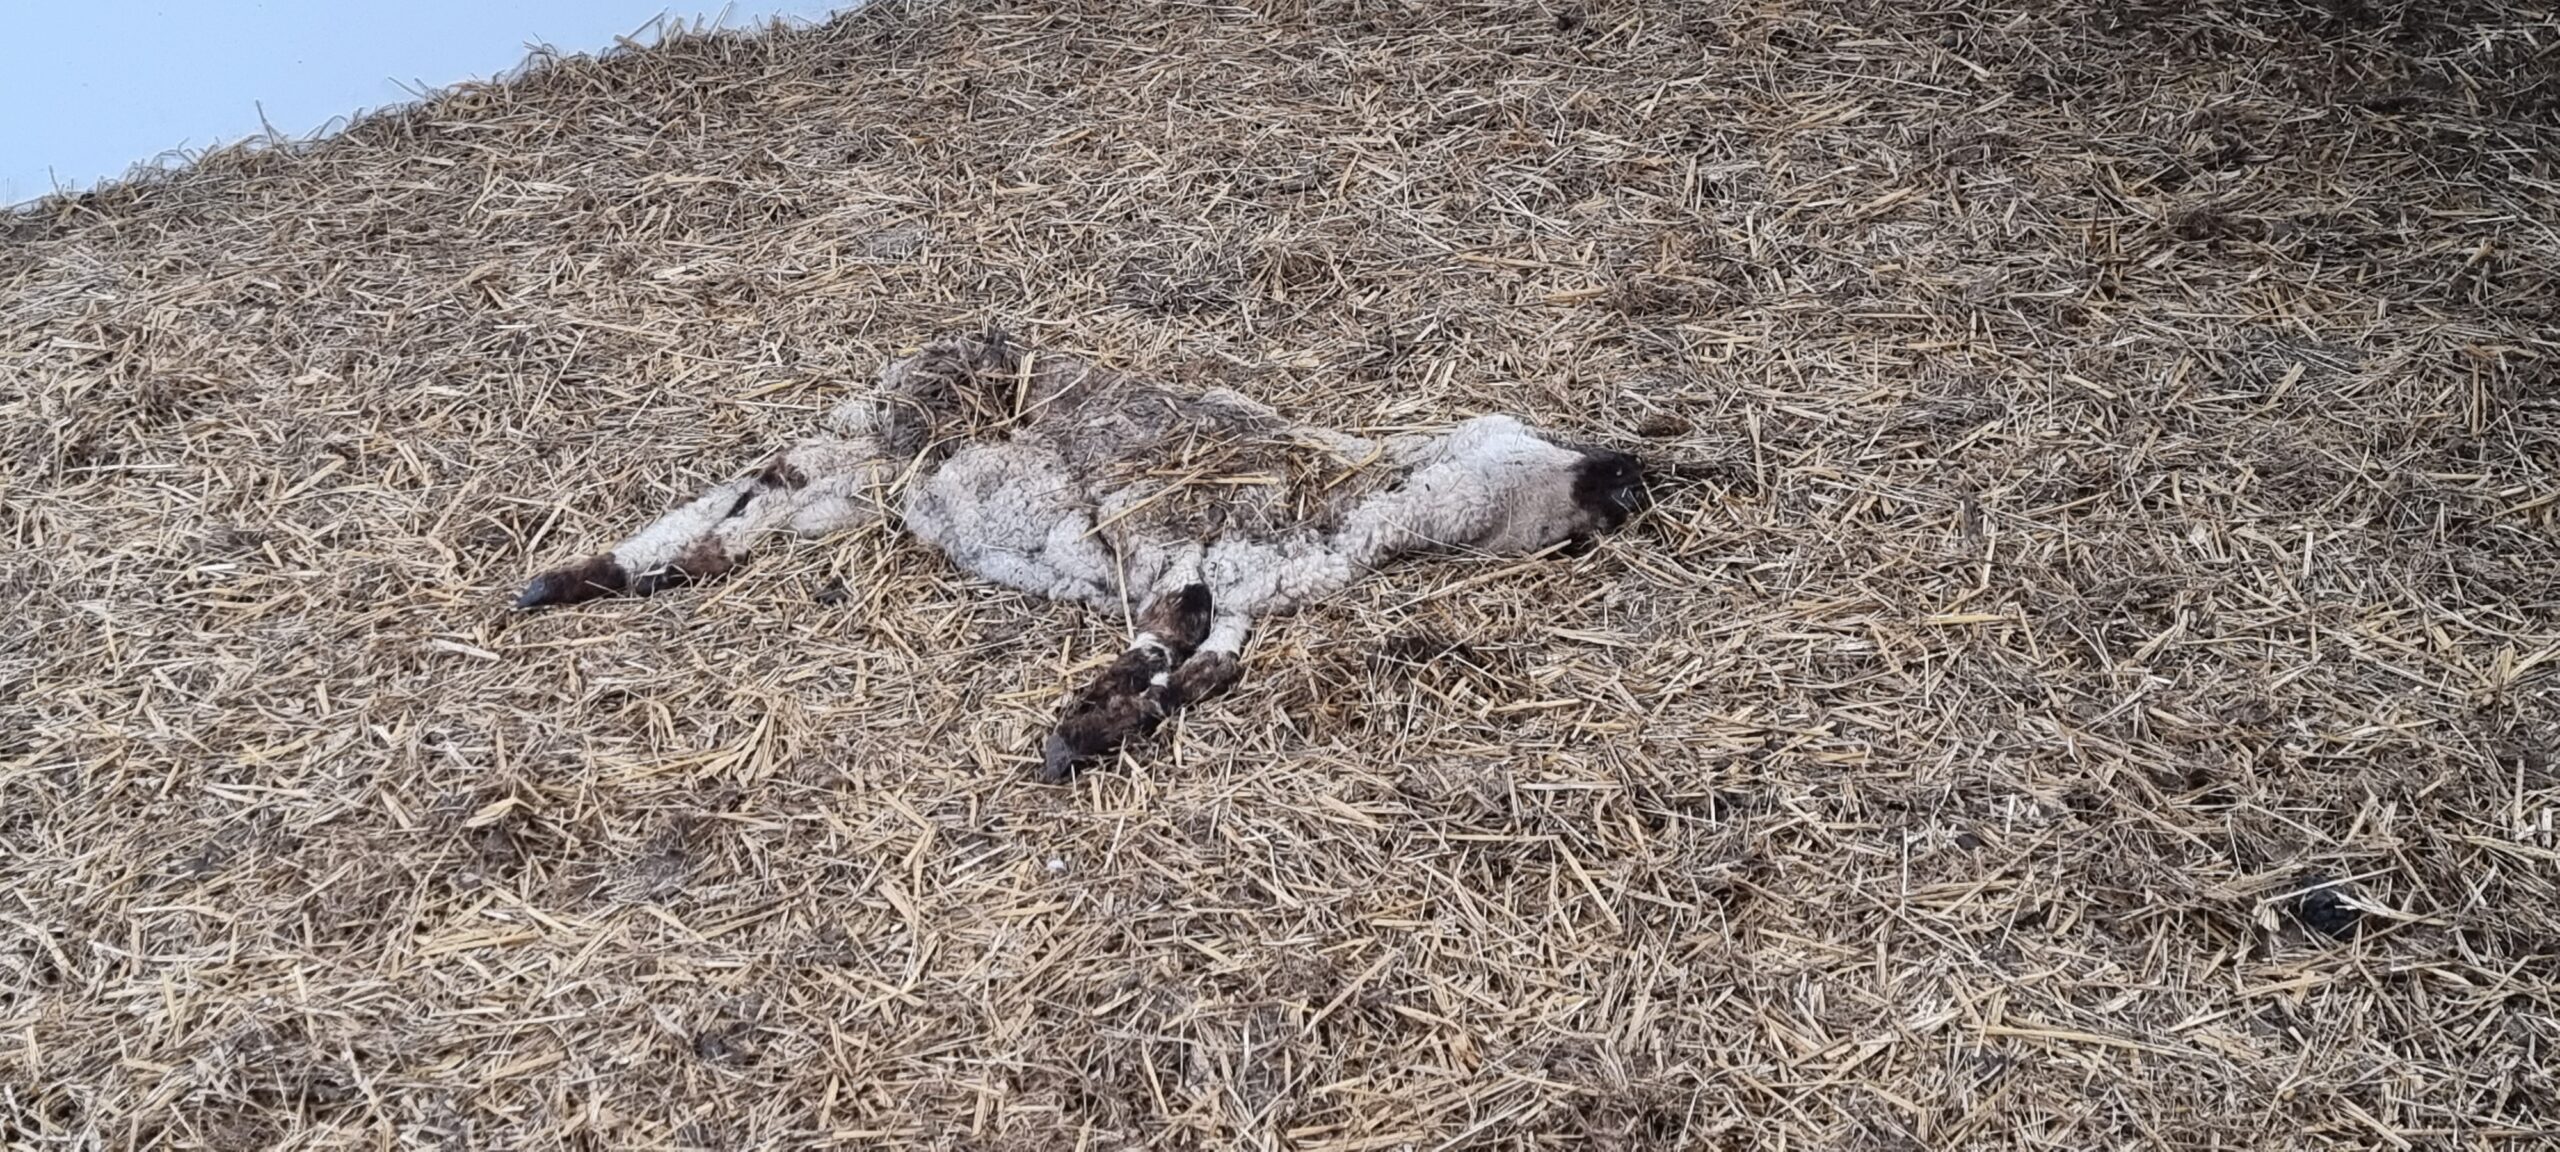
[7, 1, 2559, 1146]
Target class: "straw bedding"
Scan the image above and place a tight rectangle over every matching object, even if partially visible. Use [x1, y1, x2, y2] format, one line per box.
[5, 0, 2557, 1146]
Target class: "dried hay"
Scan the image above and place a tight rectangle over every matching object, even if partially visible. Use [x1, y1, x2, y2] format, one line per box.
[5, 0, 2558, 1147]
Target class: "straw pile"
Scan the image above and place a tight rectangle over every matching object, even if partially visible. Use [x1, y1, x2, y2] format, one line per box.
[6, 0, 2557, 1146]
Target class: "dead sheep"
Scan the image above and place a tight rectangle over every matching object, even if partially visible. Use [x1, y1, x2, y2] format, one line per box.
[513, 329, 1650, 780]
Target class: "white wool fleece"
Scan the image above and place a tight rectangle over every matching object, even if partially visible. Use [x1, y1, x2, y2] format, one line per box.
[900, 441, 1121, 607]
[1332, 416, 1599, 563]
[890, 414, 1599, 658]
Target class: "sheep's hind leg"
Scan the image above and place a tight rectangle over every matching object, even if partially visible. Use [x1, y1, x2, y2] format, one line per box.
[1038, 584, 1217, 783]
[512, 436, 887, 609]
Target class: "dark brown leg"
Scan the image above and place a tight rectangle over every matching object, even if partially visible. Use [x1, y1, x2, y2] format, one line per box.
[1038, 584, 1216, 783]
[1148, 649, 1243, 716]
[512, 553, 632, 608]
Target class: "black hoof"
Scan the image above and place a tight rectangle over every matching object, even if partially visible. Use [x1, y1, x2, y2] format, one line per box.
[1038, 733, 1085, 784]
[512, 555, 630, 609]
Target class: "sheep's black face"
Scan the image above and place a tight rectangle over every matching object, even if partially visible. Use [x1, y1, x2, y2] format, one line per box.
[1570, 449, 1649, 532]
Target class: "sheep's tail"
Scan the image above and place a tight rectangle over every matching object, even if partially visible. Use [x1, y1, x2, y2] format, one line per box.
[512, 434, 893, 609]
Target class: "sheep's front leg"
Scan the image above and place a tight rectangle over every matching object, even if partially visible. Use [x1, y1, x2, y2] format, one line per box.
[513, 436, 887, 609]
[1151, 612, 1251, 714]
[1039, 584, 1220, 782]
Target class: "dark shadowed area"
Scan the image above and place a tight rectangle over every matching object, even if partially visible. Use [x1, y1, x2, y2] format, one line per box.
[4, 0, 2556, 1146]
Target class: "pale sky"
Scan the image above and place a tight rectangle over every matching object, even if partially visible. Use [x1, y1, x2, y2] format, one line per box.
[1, 2, 852, 207]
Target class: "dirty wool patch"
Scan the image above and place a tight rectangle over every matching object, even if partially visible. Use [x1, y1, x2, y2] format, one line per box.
[5, 0, 2557, 1146]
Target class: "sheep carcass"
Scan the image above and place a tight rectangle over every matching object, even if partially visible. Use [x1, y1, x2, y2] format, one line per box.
[512, 330, 1648, 780]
